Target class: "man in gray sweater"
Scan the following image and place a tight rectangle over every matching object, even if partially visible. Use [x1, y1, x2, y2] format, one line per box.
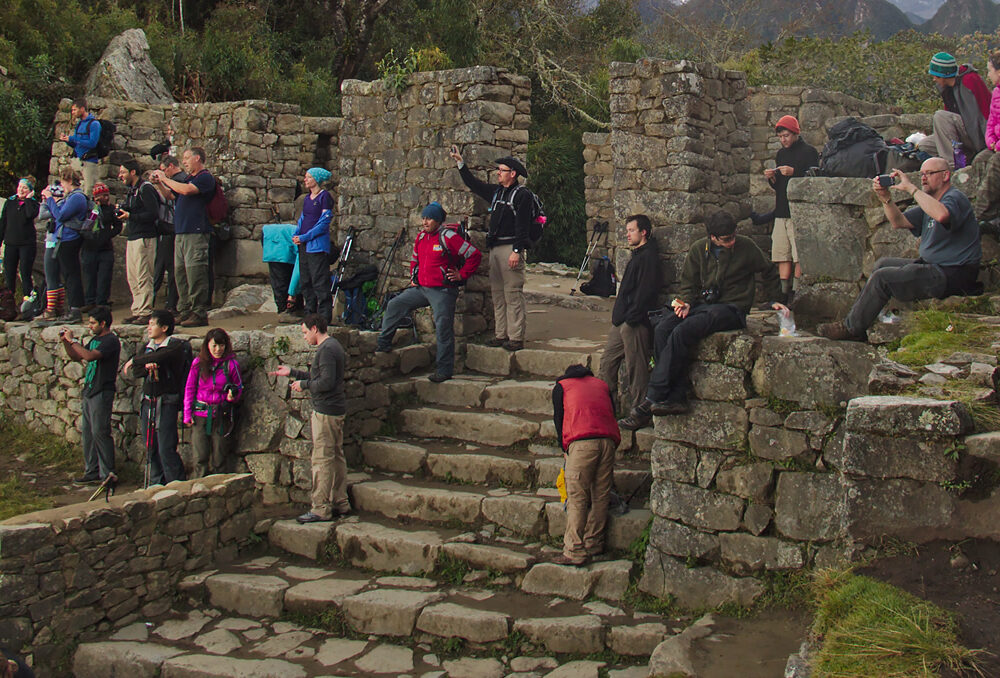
[270, 313, 350, 523]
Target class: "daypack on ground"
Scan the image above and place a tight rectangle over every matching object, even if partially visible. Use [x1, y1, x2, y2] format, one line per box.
[81, 119, 116, 160]
[811, 117, 887, 178]
[579, 256, 616, 297]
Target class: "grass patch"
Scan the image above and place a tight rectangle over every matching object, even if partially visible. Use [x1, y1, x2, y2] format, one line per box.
[901, 379, 1000, 432]
[430, 636, 465, 659]
[433, 552, 472, 586]
[0, 477, 58, 521]
[0, 413, 80, 519]
[766, 396, 798, 416]
[889, 310, 997, 369]
[809, 569, 985, 677]
[282, 608, 364, 639]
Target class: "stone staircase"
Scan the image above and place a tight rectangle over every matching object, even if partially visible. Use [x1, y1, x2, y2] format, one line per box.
[72, 338, 669, 677]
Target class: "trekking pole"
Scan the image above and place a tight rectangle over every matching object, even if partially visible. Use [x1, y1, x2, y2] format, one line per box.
[143, 396, 159, 490]
[570, 221, 609, 296]
[369, 226, 407, 329]
[88, 472, 118, 502]
[330, 227, 355, 297]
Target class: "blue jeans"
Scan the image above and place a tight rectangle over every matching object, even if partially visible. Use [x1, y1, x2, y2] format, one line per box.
[647, 303, 745, 403]
[379, 285, 459, 377]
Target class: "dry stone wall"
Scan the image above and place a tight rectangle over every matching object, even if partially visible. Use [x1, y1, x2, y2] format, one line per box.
[638, 329, 990, 608]
[0, 322, 434, 504]
[608, 59, 751, 291]
[582, 132, 616, 265]
[337, 67, 531, 339]
[0, 474, 258, 672]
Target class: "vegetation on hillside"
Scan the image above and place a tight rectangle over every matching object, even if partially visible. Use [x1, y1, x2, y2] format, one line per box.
[2, 2, 1000, 262]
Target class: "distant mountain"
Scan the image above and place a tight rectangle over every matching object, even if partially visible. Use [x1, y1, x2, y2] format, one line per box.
[905, 10, 928, 22]
[650, 0, 914, 40]
[887, 0, 948, 19]
[920, 0, 1000, 34]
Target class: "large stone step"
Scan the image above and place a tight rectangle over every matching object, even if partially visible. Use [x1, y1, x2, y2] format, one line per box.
[398, 407, 541, 446]
[466, 344, 599, 378]
[362, 438, 535, 487]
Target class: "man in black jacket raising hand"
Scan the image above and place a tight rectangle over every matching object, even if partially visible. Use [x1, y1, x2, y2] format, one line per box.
[600, 215, 661, 430]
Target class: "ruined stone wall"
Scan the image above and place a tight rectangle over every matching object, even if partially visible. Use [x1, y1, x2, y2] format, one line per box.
[49, 98, 341, 299]
[337, 67, 531, 339]
[582, 132, 616, 266]
[0, 474, 258, 671]
[638, 330, 990, 608]
[0, 323, 434, 504]
[606, 59, 751, 291]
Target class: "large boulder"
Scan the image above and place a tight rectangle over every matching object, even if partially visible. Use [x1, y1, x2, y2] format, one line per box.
[751, 336, 876, 408]
[84, 29, 174, 104]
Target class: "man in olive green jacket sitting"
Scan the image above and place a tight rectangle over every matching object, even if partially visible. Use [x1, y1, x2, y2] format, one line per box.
[621, 211, 786, 429]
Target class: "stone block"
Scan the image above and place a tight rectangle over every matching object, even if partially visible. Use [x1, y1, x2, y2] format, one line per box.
[483, 380, 556, 415]
[521, 563, 598, 600]
[607, 623, 670, 656]
[791, 202, 867, 281]
[654, 400, 748, 450]
[748, 425, 811, 461]
[589, 560, 633, 601]
[441, 658, 504, 678]
[416, 602, 510, 642]
[719, 533, 804, 573]
[268, 520, 334, 560]
[844, 477, 955, 541]
[439, 542, 534, 573]
[515, 350, 591, 378]
[342, 588, 442, 636]
[650, 480, 744, 531]
[398, 344, 432, 374]
[845, 396, 973, 437]
[426, 453, 530, 486]
[752, 336, 876, 407]
[160, 654, 307, 678]
[336, 522, 442, 575]
[774, 472, 845, 541]
[649, 517, 719, 560]
[361, 440, 427, 473]
[841, 432, 958, 482]
[414, 378, 486, 408]
[650, 440, 697, 483]
[639, 550, 763, 609]
[205, 574, 289, 618]
[689, 362, 748, 401]
[965, 431, 1000, 463]
[215, 239, 269, 278]
[74, 642, 184, 678]
[352, 479, 482, 524]
[465, 344, 512, 376]
[513, 615, 605, 654]
[400, 407, 538, 446]
[482, 494, 546, 535]
[715, 462, 774, 501]
[283, 578, 368, 616]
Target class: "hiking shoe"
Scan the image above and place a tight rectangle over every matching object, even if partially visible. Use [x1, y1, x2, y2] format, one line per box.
[650, 399, 691, 416]
[180, 315, 207, 328]
[73, 475, 101, 485]
[486, 337, 506, 348]
[60, 308, 82, 323]
[552, 554, 588, 567]
[618, 408, 652, 430]
[129, 315, 151, 326]
[296, 511, 331, 524]
[502, 340, 523, 351]
[817, 321, 866, 342]
[428, 373, 451, 383]
[80, 304, 96, 313]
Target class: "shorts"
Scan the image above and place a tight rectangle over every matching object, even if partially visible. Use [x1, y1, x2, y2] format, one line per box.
[771, 216, 797, 263]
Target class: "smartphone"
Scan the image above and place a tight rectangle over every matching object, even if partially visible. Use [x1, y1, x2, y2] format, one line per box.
[450, 144, 458, 154]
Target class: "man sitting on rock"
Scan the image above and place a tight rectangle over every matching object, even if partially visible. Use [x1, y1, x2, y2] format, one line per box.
[819, 159, 981, 342]
[622, 212, 783, 429]
[917, 52, 990, 168]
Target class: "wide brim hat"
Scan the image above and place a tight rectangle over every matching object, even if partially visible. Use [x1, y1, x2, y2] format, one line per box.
[495, 156, 527, 178]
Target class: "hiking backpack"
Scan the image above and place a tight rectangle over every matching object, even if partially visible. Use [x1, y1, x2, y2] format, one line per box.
[61, 190, 99, 236]
[81, 119, 116, 160]
[206, 178, 229, 226]
[0, 287, 17, 321]
[437, 220, 473, 286]
[491, 186, 547, 246]
[810, 117, 887, 178]
[579, 256, 616, 297]
[155, 189, 176, 236]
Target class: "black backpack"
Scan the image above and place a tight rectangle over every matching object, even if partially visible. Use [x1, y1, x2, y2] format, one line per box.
[0, 287, 17, 321]
[580, 256, 616, 297]
[80, 118, 116, 160]
[491, 186, 547, 246]
[809, 117, 887, 178]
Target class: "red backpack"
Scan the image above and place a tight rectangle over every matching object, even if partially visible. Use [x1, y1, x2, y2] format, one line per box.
[206, 179, 229, 225]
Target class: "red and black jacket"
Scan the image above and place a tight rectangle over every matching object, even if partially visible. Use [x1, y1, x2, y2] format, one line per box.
[552, 366, 621, 452]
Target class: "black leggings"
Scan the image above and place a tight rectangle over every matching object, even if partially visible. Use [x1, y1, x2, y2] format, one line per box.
[3, 244, 35, 295]
[56, 238, 84, 309]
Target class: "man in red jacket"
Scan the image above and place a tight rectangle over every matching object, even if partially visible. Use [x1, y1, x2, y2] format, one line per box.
[918, 52, 990, 167]
[376, 202, 481, 382]
[552, 364, 621, 566]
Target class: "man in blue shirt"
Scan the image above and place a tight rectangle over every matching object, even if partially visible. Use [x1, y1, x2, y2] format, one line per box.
[59, 98, 101, 195]
[819, 157, 982, 341]
[151, 147, 216, 327]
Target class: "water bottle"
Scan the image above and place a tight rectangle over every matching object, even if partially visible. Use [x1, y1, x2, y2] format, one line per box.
[778, 308, 797, 337]
[952, 141, 967, 170]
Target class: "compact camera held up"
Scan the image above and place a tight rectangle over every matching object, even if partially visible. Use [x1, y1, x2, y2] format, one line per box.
[701, 287, 720, 305]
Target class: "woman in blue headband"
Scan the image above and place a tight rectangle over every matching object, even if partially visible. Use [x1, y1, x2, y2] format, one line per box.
[293, 167, 335, 323]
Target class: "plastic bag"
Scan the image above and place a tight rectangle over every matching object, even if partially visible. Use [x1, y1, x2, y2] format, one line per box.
[556, 467, 567, 504]
[778, 308, 798, 336]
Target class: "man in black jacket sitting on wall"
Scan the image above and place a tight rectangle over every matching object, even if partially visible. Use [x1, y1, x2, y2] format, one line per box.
[600, 215, 661, 430]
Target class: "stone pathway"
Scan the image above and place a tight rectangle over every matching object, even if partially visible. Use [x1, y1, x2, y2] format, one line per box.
[73, 334, 679, 676]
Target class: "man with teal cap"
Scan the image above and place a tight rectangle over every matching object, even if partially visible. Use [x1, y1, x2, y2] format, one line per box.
[917, 51, 990, 168]
[376, 202, 481, 382]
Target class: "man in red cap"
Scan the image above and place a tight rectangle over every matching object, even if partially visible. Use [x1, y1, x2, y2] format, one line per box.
[764, 115, 818, 305]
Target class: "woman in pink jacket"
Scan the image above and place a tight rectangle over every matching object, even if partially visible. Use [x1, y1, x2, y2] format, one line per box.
[977, 51, 1000, 226]
[183, 328, 243, 477]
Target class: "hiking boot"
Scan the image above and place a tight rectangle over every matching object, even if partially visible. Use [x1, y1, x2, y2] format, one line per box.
[73, 475, 101, 485]
[618, 407, 652, 431]
[486, 337, 506, 348]
[552, 554, 588, 567]
[180, 315, 207, 328]
[60, 308, 82, 323]
[128, 315, 151, 326]
[296, 511, 331, 524]
[817, 321, 866, 342]
[650, 399, 691, 416]
[502, 340, 523, 351]
[80, 304, 95, 313]
[428, 373, 451, 383]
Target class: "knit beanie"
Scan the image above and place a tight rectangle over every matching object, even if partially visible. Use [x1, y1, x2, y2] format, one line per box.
[775, 115, 800, 135]
[929, 52, 958, 78]
[92, 182, 110, 197]
[705, 211, 737, 237]
[306, 167, 332, 184]
[421, 202, 446, 222]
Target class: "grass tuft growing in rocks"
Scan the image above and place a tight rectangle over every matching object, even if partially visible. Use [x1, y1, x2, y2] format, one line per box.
[281, 608, 364, 640]
[0, 413, 79, 519]
[890, 310, 997, 369]
[433, 552, 472, 586]
[809, 568, 985, 677]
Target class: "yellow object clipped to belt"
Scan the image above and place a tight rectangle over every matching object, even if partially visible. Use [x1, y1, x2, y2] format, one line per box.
[556, 466, 567, 504]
